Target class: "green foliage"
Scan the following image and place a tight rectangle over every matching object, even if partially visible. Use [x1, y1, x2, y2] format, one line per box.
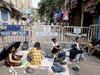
[38, 0, 65, 20]
[97, 0, 100, 2]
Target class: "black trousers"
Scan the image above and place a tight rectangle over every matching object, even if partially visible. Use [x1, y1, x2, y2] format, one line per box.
[69, 49, 83, 60]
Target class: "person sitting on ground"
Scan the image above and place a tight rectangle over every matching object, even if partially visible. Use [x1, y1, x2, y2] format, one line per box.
[27, 42, 42, 66]
[5, 47, 22, 67]
[69, 37, 85, 72]
[51, 45, 61, 55]
[46, 38, 58, 58]
[22, 41, 29, 50]
[51, 38, 58, 49]
[69, 37, 80, 61]
[52, 45, 66, 65]
[88, 38, 100, 55]
[69, 37, 84, 63]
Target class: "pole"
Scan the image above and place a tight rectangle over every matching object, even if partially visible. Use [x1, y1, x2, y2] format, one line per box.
[81, 2, 84, 32]
[65, 0, 67, 10]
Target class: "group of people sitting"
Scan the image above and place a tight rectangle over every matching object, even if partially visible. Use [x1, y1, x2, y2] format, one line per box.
[0, 37, 99, 73]
[51, 37, 86, 64]
[4, 37, 85, 68]
[0, 41, 42, 67]
[50, 37, 87, 72]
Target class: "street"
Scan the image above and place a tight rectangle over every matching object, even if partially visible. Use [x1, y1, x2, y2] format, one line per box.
[0, 25, 99, 75]
[0, 42, 100, 75]
[0, 0, 100, 75]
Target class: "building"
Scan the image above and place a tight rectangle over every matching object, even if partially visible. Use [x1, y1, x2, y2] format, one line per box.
[0, 0, 33, 25]
[69, 0, 98, 27]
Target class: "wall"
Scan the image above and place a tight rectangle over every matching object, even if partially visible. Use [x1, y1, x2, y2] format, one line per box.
[3, 0, 33, 25]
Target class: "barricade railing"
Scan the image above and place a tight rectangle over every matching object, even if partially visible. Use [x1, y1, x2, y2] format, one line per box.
[88, 24, 100, 41]
[0, 25, 30, 49]
[50, 25, 89, 43]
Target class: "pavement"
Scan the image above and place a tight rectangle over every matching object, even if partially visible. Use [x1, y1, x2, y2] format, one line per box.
[0, 25, 100, 75]
[0, 54, 100, 75]
[79, 56, 100, 75]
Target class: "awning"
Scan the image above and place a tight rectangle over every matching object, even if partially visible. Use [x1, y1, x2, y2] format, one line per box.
[0, 1, 12, 12]
[0, 1, 22, 17]
[10, 6, 22, 17]
[8, 2, 22, 17]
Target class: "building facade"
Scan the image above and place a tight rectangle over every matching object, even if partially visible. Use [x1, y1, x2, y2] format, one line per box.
[0, 0, 33, 25]
[69, 0, 98, 27]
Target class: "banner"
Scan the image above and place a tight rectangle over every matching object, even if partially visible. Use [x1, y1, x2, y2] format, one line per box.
[0, 31, 29, 36]
[6, 25, 21, 31]
[62, 10, 69, 20]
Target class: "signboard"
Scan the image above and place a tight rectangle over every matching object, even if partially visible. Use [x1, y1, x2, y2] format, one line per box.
[0, 25, 21, 31]
[0, 31, 29, 36]
[1, 25, 29, 31]
[7, 25, 21, 31]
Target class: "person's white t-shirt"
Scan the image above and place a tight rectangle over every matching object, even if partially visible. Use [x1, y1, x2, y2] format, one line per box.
[49, 41, 58, 49]
[74, 42, 80, 50]
[51, 42, 58, 47]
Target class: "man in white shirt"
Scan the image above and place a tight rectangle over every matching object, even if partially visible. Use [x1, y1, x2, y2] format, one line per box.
[50, 38, 58, 49]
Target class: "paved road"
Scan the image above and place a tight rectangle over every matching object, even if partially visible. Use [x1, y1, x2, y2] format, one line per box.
[0, 55, 100, 75]
[0, 41, 100, 75]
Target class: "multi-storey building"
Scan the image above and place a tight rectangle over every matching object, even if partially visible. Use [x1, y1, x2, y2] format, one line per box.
[0, 0, 33, 25]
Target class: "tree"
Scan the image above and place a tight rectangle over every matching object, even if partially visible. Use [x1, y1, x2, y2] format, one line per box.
[38, 0, 65, 22]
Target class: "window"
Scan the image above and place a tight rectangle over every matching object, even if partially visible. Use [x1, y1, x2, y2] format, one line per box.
[0, 8, 10, 25]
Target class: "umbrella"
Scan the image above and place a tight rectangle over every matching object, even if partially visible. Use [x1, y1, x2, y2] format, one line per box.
[0, 42, 21, 61]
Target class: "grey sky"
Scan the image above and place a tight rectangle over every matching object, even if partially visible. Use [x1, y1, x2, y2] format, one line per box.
[32, 0, 41, 8]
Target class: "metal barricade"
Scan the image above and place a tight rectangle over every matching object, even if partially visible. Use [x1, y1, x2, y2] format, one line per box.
[0, 25, 30, 48]
[88, 24, 100, 41]
[50, 25, 89, 43]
